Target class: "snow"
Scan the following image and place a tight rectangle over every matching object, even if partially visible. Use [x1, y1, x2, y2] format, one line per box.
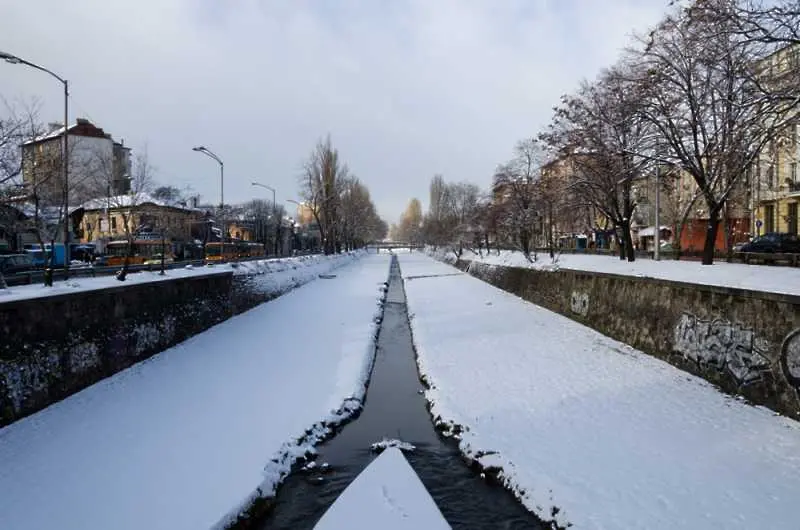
[0, 265, 230, 303]
[370, 438, 417, 453]
[313, 447, 450, 530]
[431, 248, 800, 295]
[0, 254, 347, 304]
[0, 252, 390, 530]
[399, 252, 800, 529]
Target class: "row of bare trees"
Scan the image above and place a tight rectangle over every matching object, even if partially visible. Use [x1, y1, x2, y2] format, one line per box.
[299, 135, 387, 253]
[407, 0, 799, 266]
[543, 0, 800, 265]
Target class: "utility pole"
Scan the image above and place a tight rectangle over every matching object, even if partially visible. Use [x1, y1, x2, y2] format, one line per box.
[192, 146, 224, 243]
[654, 160, 661, 261]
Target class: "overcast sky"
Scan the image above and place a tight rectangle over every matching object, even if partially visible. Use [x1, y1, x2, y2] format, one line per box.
[1, 0, 669, 221]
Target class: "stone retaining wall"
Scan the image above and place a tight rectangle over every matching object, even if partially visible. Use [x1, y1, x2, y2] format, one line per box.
[455, 259, 800, 418]
[0, 272, 233, 426]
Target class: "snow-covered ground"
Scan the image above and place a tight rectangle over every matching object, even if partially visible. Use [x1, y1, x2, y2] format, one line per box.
[232, 252, 363, 295]
[399, 252, 800, 529]
[0, 253, 390, 530]
[0, 264, 231, 303]
[0, 253, 348, 304]
[429, 247, 800, 295]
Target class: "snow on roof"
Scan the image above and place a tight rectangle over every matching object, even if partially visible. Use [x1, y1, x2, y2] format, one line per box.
[22, 124, 67, 145]
[77, 193, 201, 212]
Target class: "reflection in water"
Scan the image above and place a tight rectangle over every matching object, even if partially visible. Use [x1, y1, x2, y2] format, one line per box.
[260, 256, 545, 529]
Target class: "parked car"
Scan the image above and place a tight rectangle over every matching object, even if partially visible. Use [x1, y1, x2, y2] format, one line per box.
[143, 254, 175, 266]
[738, 233, 800, 253]
[0, 253, 35, 275]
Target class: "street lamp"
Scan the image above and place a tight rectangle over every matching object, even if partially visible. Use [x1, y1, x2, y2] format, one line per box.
[251, 182, 277, 255]
[192, 146, 225, 242]
[1, 50, 71, 276]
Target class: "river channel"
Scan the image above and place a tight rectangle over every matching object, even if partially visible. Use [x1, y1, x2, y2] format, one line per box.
[258, 254, 546, 529]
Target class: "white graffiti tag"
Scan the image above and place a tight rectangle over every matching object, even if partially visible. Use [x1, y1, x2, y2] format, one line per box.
[674, 313, 771, 385]
[570, 291, 589, 316]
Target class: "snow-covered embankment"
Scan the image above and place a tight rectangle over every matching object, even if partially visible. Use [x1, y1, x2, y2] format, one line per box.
[399, 252, 800, 530]
[0, 252, 390, 530]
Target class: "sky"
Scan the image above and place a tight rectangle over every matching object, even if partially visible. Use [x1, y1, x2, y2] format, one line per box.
[1, 0, 670, 222]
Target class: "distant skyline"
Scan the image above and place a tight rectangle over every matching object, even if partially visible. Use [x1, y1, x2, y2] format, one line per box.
[1, 0, 670, 222]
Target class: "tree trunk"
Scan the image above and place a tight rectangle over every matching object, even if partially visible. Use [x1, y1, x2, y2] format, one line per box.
[615, 231, 625, 260]
[160, 236, 166, 275]
[621, 221, 635, 262]
[673, 222, 684, 261]
[702, 209, 721, 265]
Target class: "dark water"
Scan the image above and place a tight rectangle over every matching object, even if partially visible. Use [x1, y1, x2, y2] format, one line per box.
[259, 256, 546, 529]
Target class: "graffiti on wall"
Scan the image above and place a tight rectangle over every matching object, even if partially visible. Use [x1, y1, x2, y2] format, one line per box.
[673, 313, 771, 385]
[570, 291, 589, 316]
[781, 329, 800, 388]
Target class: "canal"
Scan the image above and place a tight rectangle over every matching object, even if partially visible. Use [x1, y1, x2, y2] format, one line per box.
[258, 255, 546, 529]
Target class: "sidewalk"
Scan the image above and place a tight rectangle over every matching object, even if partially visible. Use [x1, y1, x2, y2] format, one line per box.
[399, 252, 800, 529]
[0, 253, 389, 530]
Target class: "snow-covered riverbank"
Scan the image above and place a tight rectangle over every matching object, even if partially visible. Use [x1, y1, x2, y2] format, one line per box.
[400, 252, 800, 529]
[0, 253, 390, 530]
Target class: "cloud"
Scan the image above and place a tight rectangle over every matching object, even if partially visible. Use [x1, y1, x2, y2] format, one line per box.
[0, 0, 669, 220]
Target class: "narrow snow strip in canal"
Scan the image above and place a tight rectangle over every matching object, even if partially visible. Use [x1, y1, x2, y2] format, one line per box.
[0, 252, 390, 530]
[398, 252, 800, 530]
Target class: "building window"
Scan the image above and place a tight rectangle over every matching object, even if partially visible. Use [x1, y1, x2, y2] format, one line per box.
[86, 222, 93, 232]
[789, 203, 798, 235]
[111, 216, 117, 230]
[765, 204, 775, 233]
[792, 162, 798, 183]
[767, 165, 775, 189]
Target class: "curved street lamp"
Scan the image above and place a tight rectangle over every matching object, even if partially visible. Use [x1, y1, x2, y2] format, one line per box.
[1, 50, 71, 275]
[192, 146, 225, 242]
[252, 182, 278, 255]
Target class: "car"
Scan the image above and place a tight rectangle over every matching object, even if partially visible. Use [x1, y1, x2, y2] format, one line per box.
[143, 254, 175, 266]
[0, 253, 35, 275]
[738, 232, 800, 253]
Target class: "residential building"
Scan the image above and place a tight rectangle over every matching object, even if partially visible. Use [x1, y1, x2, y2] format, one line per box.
[22, 118, 132, 203]
[671, 168, 751, 252]
[752, 43, 800, 238]
[227, 221, 255, 241]
[539, 156, 612, 250]
[73, 193, 203, 251]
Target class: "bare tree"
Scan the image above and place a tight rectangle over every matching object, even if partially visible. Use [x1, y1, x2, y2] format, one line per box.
[300, 135, 349, 254]
[543, 63, 653, 261]
[339, 176, 384, 250]
[1, 98, 43, 187]
[635, 1, 800, 264]
[111, 149, 154, 280]
[397, 198, 424, 245]
[493, 138, 546, 261]
[681, 0, 800, 45]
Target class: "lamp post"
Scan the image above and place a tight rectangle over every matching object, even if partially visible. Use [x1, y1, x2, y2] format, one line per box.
[192, 146, 225, 242]
[1, 50, 71, 276]
[654, 160, 661, 261]
[251, 182, 277, 255]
